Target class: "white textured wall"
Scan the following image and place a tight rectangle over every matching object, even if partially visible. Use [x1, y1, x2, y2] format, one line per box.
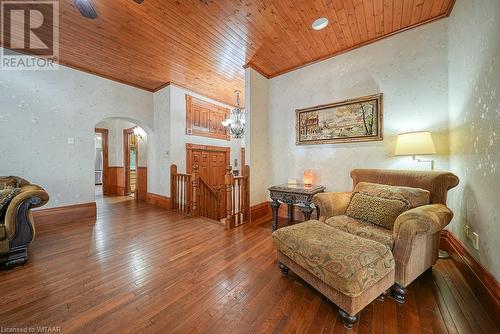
[245, 68, 270, 205]
[148, 86, 171, 196]
[0, 53, 153, 208]
[95, 118, 148, 167]
[267, 20, 450, 193]
[150, 84, 243, 197]
[96, 118, 135, 167]
[448, 0, 500, 280]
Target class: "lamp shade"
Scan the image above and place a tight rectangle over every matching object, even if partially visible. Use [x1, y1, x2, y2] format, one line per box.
[395, 131, 436, 156]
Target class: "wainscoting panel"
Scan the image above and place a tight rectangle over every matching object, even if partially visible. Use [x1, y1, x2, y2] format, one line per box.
[105, 167, 126, 195]
[146, 193, 171, 210]
[136, 167, 148, 201]
[250, 202, 271, 223]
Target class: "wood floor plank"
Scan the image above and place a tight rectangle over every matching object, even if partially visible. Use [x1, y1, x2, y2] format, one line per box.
[0, 195, 497, 334]
[438, 260, 497, 334]
[434, 270, 475, 334]
[413, 272, 449, 334]
[383, 297, 399, 334]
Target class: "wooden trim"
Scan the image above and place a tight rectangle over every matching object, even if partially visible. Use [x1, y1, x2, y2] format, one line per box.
[247, 8, 455, 80]
[58, 59, 154, 92]
[95, 128, 109, 194]
[94, 128, 109, 134]
[445, 0, 457, 16]
[440, 230, 500, 324]
[33, 202, 97, 225]
[185, 95, 231, 141]
[1, 50, 237, 107]
[242, 62, 271, 79]
[154, 82, 238, 108]
[123, 126, 140, 196]
[146, 193, 171, 210]
[186, 143, 231, 174]
[136, 167, 148, 201]
[250, 202, 272, 224]
[0, 49, 155, 93]
[186, 143, 231, 152]
[153, 81, 170, 93]
[123, 127, 135, 195]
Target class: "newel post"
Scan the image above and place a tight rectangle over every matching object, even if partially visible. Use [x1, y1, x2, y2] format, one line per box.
[191, 165, 199, 217]
[170, 164, 177, 210]
[225, 165, 233, 230]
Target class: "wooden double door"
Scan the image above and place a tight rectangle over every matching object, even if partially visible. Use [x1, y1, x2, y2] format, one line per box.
[186, 144, 230, 218]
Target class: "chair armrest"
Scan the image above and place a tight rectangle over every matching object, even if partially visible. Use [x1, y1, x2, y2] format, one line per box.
[4, 185, 49, 239]
[392, 204, 453, 266]
[393, 204, 453, 240]
[313, 192, 352, 221]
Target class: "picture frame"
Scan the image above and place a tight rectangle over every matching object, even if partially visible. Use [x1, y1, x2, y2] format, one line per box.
[295, 93, 383, 145]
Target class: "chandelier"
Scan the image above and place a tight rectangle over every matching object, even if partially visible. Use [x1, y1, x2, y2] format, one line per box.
[222, 90, 245, 139]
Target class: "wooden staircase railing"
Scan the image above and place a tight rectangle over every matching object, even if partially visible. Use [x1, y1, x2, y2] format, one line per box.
[170, 164, 250, 229]
[225, 165, 250, 229]
[197, 177, 221, 221]
[170, 165, 192, 215]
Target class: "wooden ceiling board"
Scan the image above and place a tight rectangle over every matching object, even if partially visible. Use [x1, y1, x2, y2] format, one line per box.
[1, 0, 455, 105]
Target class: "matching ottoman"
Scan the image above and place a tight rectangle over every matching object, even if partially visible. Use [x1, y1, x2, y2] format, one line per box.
[272, 220, 395, 328]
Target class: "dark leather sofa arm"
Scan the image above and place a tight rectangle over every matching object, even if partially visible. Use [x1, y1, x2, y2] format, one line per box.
[4, 185, 49, 240]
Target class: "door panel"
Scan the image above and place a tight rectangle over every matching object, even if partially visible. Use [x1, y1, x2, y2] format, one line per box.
[187, 145, 229, 219]
[209, 152, 227, 218]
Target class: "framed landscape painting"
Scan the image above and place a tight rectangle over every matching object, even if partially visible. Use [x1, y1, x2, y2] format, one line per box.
[296, 93, 383, 145]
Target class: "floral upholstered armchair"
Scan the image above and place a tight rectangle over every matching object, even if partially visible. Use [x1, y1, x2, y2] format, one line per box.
[313, 169, 459, 303]
[0, 176, 49, 267]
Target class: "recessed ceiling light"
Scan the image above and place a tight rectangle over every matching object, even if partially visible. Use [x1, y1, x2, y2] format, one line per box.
[312, 17, 329, 30]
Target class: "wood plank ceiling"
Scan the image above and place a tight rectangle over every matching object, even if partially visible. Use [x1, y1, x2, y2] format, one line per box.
[4, 0, 455, 105]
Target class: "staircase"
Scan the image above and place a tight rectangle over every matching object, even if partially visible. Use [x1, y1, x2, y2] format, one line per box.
[170, 164, 250, 229]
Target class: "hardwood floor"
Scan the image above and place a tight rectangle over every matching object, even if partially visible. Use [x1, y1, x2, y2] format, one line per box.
[0, 196, 497, 334]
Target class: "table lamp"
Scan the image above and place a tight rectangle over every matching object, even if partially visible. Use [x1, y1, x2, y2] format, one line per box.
[395, 131, 437, 170]
[395, 131, 448, 258]
[303, 170, 314, 186]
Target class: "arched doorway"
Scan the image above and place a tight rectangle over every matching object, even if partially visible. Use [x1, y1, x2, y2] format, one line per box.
[94, 118, 148, 201]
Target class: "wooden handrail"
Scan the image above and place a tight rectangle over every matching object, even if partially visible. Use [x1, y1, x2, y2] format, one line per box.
[198, 176, 221, 221]
[199, 177, 219, 199]
[170, 163, 249, 227]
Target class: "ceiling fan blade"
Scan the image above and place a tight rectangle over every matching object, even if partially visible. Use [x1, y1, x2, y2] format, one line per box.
[133, 0, 145, 3]
[74, 0, 98, 19]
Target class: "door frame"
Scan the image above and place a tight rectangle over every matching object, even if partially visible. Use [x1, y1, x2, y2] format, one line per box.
[186, 143, 230, 173]
[95, 128, 109, 195]
[124, 127, 139, 196]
